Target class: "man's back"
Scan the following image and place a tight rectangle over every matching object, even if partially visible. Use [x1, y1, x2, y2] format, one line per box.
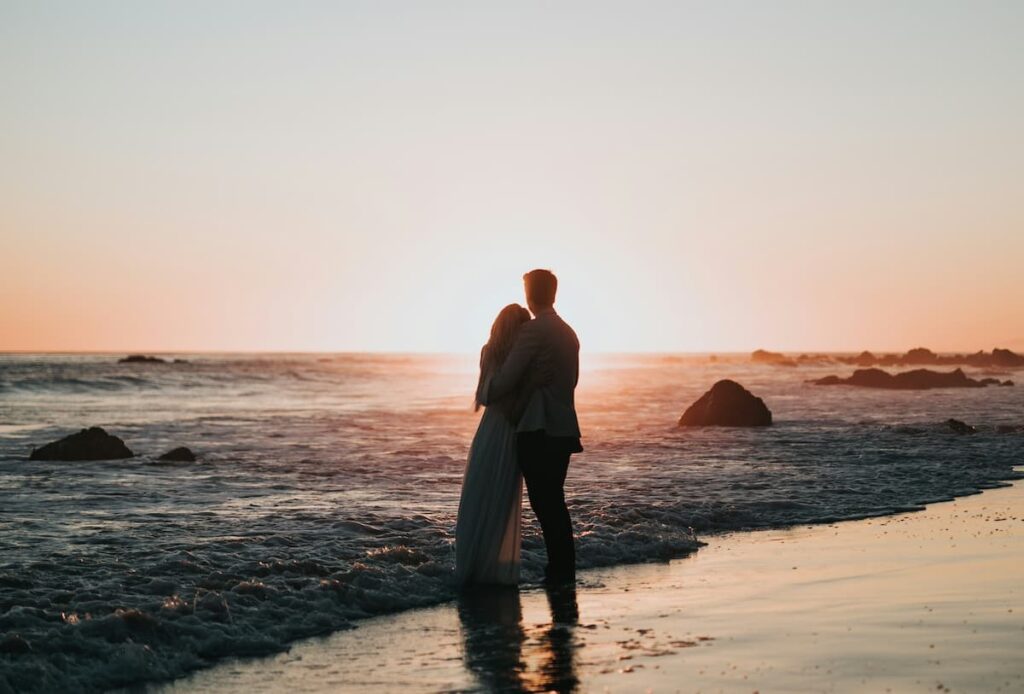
[487, 308, 581, 440]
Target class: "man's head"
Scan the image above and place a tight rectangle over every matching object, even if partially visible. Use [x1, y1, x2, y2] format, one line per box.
[523, 269, 558, 315]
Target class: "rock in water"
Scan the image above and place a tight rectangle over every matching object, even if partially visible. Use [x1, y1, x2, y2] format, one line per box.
[945, 419, 977, 435]
[679, 380, 773, 427]
[159, 446, 196, 462]
[751, 349, 797, 367]
[29, 427, 134, 461]
[119, 354, 166, 363]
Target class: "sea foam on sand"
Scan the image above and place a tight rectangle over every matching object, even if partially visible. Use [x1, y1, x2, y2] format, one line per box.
[158, 474, 1024, 693]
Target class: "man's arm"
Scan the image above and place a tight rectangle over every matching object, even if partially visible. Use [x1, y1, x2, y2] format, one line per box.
[487, 323, 541, 402]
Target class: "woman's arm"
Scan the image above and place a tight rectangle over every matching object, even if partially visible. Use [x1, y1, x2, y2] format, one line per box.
[486, 323, 541, 402]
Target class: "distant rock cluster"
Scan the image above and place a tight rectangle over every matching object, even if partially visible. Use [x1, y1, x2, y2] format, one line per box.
[839, 347, 1024, 369]
[750, 347, 1024, 369]
[119, 354, 165, 363]
[118, 354, 188, 364]
[28, 427, 197, 462]
[810, 368, 1013, 390]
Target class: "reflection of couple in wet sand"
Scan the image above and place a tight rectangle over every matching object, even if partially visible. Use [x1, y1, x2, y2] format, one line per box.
[457, 586, 579, 693]
[453, 268, 582, 690]
[452, 269, 582, 691]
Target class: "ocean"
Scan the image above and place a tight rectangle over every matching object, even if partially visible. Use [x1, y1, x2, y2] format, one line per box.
[0, 353, 1021, 691]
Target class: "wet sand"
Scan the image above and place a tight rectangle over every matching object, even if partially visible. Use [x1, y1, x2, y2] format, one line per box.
[159, 477, 1024, 693]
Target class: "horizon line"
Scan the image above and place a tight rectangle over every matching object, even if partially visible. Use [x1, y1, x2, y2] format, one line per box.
[1, 346, 1020, 357]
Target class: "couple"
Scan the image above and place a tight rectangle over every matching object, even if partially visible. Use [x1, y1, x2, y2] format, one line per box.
[455, 269, 582, 588]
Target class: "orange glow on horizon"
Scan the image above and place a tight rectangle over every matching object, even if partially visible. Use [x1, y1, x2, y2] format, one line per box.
[2, 4, 1022, 354]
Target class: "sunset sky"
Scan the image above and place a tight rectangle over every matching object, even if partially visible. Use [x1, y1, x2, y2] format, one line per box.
[2, 2, 1022, 353]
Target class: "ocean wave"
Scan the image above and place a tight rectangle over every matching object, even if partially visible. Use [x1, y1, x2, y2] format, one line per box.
[1, 353, 1023, 691]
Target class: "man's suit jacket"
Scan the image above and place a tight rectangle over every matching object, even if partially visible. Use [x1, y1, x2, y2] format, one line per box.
[485, 308, 581, 440]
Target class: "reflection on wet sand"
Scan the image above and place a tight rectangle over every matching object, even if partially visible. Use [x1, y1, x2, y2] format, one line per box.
[457, 585, 580, 693]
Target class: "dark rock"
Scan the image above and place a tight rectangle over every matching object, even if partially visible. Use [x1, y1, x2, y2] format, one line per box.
[119, 354, 166, 363]
[811, 368, 990, 390]
[852, 350, 878, 366]
[751, 349, 797, 367]
[903, 347, 940, 364]
[1001, 380, 1014, 387]
[679, 380, 772, 427]
[837, 347, 1024, 369]
[159, 446, 196, 462]
[29, 427, 134, 461]
[812, 375, 843, 386]
[996, 425, 1024, 434]
[991, 348, 1024, 368]
[945, 419, 977, 435]
[172, 358, 189, 364]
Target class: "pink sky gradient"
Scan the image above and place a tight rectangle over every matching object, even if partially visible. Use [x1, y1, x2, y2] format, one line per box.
[2, 3, 1022, 353]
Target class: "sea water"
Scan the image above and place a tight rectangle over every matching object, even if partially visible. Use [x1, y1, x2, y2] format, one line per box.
[0, 353, 1021, 691]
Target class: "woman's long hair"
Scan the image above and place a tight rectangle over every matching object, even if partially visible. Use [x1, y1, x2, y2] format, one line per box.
[475, 304, 531, 411]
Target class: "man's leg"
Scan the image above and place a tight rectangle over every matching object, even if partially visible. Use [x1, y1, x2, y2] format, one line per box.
[518, 432, 575, 582]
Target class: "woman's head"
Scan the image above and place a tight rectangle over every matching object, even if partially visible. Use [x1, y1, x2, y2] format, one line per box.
[475, 303, 530, 411]
[486, 303, 531, 363]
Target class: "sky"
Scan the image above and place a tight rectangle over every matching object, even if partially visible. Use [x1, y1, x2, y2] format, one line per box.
[2, 1, 1022, 353]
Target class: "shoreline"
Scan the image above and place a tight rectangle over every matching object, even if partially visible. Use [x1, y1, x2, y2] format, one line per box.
[156, 474, 1024, 693]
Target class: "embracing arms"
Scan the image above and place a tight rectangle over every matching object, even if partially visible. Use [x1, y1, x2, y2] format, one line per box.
[485, 322, 543, 404]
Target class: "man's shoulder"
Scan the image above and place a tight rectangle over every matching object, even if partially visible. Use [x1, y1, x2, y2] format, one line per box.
[532, 312, 579, 349]
[550, 313, 579, 343]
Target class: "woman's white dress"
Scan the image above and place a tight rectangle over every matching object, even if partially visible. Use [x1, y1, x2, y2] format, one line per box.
[455, 404, 523, 586]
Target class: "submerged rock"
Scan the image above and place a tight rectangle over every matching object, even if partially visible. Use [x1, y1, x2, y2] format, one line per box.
[159, 446, 196, 462]
[29, 427, 134, 461]
[679, 380, 772, 427]
[119, 354, 167, 363]
[811, 368, 989, 390]
[945, 419, 977, 435]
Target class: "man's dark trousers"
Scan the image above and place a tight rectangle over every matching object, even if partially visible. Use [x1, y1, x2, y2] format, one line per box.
[517, 430, 579, 582]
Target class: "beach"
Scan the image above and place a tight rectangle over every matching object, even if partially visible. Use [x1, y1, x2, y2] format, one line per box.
[159, 472, 1024, 693]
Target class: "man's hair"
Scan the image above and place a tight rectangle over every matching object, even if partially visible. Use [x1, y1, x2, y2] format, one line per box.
[523, 269, 558, 308]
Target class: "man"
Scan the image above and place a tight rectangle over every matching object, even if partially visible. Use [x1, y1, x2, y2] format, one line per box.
[488, 268, 582, 584]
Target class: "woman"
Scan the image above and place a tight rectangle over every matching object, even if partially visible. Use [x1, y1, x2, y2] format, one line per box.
[455, 304, 533, 587]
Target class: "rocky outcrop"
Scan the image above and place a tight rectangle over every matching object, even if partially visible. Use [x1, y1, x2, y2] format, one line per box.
[679, 380, 773, 427]
[159, 446, 196, 462]
[836, 347, 1024, 369]
[811, 368, 992, 390]
[30, 427, 134, 461]
[119, 355, 166, 364]
[751, 350, 797, 367]
[945, 419, 977, 435]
